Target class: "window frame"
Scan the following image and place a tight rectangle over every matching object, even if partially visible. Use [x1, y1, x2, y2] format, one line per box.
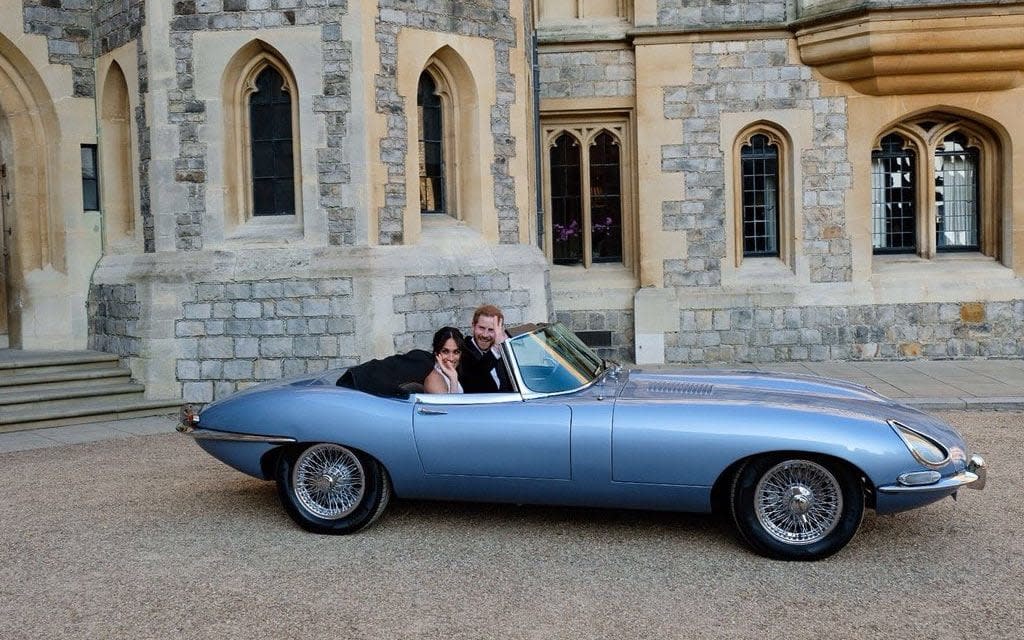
[81, 144, 100, 212]
[731, 124, 792, 268]
[417, 66, 459, 219]
[224, 48, 302, 231]
[871, 117, 999, 260]
[540, 114, 635, 270]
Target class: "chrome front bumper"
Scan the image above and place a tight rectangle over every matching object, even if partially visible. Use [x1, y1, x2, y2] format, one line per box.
[176, 404, 295, 443]
[878, 454, 987, 494]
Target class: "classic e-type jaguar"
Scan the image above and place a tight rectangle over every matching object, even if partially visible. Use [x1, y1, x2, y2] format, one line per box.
[179, 322, 986, 560]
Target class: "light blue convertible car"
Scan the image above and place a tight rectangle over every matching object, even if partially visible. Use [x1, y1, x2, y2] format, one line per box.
[179, 322, 986, 560]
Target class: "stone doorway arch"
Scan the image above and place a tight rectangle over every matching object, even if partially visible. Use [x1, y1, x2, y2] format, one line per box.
[0, 34, 60, 349]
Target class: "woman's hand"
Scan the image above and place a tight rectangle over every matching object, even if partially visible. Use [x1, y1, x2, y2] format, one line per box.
[436, 353, 459, 382]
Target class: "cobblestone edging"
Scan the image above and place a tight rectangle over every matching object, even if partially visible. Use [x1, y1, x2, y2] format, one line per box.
[168, 0, 351, 251]
[661, 38, 851, 287]
[666, 300, 1024, 364]
[88, 284, 142, 356]
[174, 278, 358, 402]
[657, 0, 787, 27]
[538, 49, 635, 99]
[392, 271, 532, 353]
[375, 0, 520, 245]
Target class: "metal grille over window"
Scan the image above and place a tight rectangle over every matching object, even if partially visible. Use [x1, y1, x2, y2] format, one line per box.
[934, 132, 979, 251]
[418, 72, 445, 214]
[550, 133, 583, 265]
[81, 144, 99, 212]
[740, 134, 779, 257]
[249, 67, 294, 216]
[589, 132, 623, 263]
[871, 133, 916, 253]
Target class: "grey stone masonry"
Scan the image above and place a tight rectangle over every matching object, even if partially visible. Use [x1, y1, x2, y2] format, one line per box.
[658, 0, 788, 27]
[88, 284, 142, 357]
[375, 0, 520, 245]
[661, 38, 851, 287]
[666, 300, 1024, 364]
[392, 271, 533, 353]
[97, 0, 144, 55]
[175, 277, 358, 402]
[554, 308, 635, 363]
[796, 0, 1014, 20]
[538, 49, 635, 99]
[22, 0, 96, 97]
[167, 0, 352, 250]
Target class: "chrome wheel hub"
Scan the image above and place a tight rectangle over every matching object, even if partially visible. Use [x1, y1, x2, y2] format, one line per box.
[755, 460, 843, 545]
[292, 444, 366, 520]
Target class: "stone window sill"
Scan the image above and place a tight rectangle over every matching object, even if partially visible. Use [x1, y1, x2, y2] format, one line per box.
[224, 216, 303, 245]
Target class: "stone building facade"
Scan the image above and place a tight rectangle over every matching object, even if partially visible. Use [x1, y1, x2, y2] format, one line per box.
[1, 1, 1023, 403]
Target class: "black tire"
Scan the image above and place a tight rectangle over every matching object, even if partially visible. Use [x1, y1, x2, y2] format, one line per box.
[730, 454, 863, 561]
[276, 443, 391, 534]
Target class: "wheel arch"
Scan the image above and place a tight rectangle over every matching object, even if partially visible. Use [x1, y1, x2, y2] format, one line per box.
[709, 450, 876, 515]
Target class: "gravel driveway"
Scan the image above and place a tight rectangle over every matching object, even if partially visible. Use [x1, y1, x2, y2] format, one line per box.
[1, 410, 1021, 639]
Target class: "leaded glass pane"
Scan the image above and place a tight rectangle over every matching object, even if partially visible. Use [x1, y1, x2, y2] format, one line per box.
[418, 72, 445, 214]
[740, 134, 779, 257]
[249, 66, 294, 216]
[589, 131, 622, 263]
[550, 133, 582, 265]
[871, 133, 916, 253]
[934, 132, 979, 251]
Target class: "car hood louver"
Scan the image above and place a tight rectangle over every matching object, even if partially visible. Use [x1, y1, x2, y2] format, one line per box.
[628, 380, 715, 397]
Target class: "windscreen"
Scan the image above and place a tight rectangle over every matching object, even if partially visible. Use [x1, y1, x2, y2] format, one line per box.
[507, 323, 603, 393]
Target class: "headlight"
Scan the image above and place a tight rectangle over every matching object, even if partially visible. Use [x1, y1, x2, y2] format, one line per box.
[889, 420, 950, 467]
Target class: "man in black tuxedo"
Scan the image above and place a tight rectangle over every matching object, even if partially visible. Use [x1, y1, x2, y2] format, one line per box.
[460, 304, 515, 393]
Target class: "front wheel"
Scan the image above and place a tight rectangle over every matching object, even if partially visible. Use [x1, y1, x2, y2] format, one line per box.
[730, 455, 863, 560]
[276, 443, 391, 534]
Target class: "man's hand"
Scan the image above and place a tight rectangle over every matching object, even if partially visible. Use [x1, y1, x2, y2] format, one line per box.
[493, 317, 507, 346]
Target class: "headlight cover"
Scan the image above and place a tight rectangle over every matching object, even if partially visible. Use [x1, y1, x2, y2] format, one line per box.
[889, 420, 950, 468]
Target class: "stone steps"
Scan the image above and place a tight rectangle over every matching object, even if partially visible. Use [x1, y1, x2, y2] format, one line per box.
[0, 349, 180, 433]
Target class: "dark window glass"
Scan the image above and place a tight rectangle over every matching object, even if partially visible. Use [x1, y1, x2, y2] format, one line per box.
[550, 133, 582, 265]
[740, 134, 779, 257]
[589, 131, 623, 263]
[81, 144, 99, 211]
[418, 72, 445, 214]
[871, 133, 916, 253]
[934, 132, 979, 251]
[249, 66, 294, 216]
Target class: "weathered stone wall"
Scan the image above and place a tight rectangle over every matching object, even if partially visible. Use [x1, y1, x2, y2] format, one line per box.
[796, 0, 1016, 20]
[22, 0, 96, 97]
[392, 272, 534, 352]
[87, 284, 142, 356]
[538, 49, 634, 99]
[666, 300, 1024, 363]
[167, 0, 352, 250]
[657, 0, 788, 27]
[96, 0, 144, 55]
[661, 38, 851, 287]
[175, 277, 358, 402]
[375, 0, 520, 245]
[554, 308, 634, 362]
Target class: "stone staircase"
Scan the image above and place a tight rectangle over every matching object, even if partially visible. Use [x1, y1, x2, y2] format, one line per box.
[0, 350, 180, 433]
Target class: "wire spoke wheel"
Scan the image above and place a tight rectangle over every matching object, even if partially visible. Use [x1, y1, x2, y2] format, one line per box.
[754, 459, 843, 545]
[292, 444, 366, 520]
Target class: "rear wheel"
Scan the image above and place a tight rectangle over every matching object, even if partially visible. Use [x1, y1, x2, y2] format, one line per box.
[730, 455, 863, 560]
[276, 443, 391, 534]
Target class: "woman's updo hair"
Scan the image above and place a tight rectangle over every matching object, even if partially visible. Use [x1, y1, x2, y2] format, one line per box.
[432, 326, 465, 355]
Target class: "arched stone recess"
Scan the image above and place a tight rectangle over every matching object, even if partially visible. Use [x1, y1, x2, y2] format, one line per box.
[221, 40, 303, 239]
[395, 33, 497, 245]
[0, 33, 62, 348]
[99, 61, 137, 252]
[730, 121, 795, 270]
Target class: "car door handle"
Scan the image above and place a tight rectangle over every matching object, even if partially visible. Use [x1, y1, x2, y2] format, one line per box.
[417, 407, 448, 415]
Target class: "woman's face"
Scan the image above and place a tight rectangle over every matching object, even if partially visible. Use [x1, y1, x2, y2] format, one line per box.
[437, 337, 461, 367]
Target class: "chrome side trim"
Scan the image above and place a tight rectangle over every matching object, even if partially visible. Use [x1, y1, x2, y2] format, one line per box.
[877, 470, 979, 494]
[177, 426, 296, 444]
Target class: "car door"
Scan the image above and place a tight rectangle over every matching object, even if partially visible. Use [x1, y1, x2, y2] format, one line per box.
[413, 394, 572, 479]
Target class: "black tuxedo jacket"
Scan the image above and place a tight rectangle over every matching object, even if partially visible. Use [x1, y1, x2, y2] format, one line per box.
[460, 338, 514, 393]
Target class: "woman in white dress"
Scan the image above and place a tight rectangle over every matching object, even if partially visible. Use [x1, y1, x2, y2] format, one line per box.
[424, 326, 465, 394]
